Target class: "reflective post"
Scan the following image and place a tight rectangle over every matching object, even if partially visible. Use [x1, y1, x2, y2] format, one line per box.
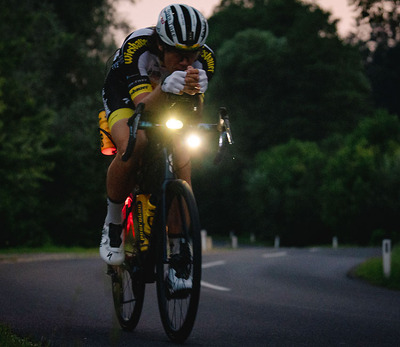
[274, 236, 280, 249]
[382, 239, 391, 279]
[201, 229, 207, 252]
[231, 235, 238, 249]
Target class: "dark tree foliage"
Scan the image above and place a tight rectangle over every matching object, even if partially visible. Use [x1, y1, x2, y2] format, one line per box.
[245, 110, 400, 246]
[195, 0, 373, 240]
[319, 110, 400, 244]
[0, 0, 128, 247]
[349, 0, 400, 116]
[207, 0, 372, 157]
[350, 0, 400, 47]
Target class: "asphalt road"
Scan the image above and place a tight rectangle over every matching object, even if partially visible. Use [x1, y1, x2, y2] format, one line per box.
[0, 247, 399, 346]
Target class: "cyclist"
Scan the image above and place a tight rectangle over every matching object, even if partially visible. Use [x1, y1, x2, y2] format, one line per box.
[99, 4, 215, 281]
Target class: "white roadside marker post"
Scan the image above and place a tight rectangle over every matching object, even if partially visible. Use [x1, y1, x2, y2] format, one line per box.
[382, 239, 391, 279]
[201, 230, 207, 252]
[231, 235, 238, 249]
[274, 236, 280, 249]
[332, 236, 338, 249]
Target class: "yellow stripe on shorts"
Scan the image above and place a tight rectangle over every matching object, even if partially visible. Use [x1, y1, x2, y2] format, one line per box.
[108, 108, 134, 130]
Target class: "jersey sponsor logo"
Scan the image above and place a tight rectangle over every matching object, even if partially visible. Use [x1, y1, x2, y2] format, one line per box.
[129, 83, 152, 100]
[201, 49, 215, 74]
[128, 76, 149, 85]
[124, 39, 148, 64]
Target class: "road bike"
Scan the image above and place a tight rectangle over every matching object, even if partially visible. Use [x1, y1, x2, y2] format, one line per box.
[107, 101, 233, 343]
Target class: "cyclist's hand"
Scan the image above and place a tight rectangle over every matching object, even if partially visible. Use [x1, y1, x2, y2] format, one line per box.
[198, 69, 208, 93]
[182, 66, 199, 95]
[161, 71, 186, 94]
[183, 66, 208, 95]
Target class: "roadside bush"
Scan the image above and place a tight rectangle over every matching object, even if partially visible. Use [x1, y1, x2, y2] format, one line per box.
[320, 110, 400, 244]
[245, 139, 328, 246]
[245, 110, 400, 246]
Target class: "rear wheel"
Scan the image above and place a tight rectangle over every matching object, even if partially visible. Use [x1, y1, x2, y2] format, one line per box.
[156, 179, 201, 343]
[111, 256, 145, 331]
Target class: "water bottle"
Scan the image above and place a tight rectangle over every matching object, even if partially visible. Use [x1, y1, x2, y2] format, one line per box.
[98, 110, 116, 155]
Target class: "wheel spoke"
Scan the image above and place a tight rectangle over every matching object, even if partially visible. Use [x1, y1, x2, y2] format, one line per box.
[111, 259, 145, 331]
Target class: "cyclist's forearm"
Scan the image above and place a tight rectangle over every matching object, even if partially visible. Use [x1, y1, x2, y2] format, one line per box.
[133, 85, 166, 113]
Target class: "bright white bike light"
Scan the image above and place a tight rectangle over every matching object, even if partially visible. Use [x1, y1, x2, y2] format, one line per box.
[186, 134, 201, 149]
[166, 118, 183, 130]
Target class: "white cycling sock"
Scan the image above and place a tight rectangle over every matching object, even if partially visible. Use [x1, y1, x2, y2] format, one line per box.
[104, 198, 124, 226]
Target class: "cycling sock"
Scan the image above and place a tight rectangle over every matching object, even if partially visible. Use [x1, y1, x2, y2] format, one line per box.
[105, 198, 124, 226]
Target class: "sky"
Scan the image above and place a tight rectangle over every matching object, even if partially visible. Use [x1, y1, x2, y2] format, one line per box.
[114, 0, 357, 42]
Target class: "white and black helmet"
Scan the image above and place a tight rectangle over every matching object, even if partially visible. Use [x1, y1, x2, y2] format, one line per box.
[156, 4, 209, 51]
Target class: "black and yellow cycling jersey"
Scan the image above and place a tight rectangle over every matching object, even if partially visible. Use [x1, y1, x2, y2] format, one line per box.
[102, 27, 216, 130]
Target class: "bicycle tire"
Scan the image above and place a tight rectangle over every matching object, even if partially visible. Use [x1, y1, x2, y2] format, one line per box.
[111, 257, 145, 331]
[155, 179, 202, 343]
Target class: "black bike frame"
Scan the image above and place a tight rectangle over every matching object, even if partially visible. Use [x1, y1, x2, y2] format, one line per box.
[122, 103, 233, 275]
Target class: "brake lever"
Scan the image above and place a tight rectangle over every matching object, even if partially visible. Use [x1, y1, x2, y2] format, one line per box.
[214, 107, 234, 165]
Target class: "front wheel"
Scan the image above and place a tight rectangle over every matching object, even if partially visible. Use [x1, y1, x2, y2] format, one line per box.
[156, 179, 202, 343]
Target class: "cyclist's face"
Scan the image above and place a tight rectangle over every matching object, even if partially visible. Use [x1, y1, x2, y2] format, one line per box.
[162, 47, 200, 72]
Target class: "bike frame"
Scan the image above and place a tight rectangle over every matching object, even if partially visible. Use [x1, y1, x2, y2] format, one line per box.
[123, 104, 233, 273]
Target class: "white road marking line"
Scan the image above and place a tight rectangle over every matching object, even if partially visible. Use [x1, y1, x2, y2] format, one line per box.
[201, 281, 231, 291]
[202, 260, 226, 269]
[262, 251, 287, 258]
[309, 247, 320, 252]
[201, 260, 230, 291]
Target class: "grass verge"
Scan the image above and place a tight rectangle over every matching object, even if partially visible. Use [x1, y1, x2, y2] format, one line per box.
[0, 324, 43, 347]
[354, 246, 400, 290]
[0, 245, 97, 254]
[0, 246, 98, 263]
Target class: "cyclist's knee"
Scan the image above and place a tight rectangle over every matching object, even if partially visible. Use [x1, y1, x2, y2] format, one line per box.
[111, 119, 147, 160]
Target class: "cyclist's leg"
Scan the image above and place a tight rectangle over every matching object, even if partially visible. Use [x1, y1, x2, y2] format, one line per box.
[172, 135, 192, 186]
[107, 119, 148, 202]
[168, 135, 192, 239]
[100, 108, 147, 265]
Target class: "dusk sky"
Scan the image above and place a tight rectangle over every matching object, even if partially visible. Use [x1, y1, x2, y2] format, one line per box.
[114, 0, 357, 42]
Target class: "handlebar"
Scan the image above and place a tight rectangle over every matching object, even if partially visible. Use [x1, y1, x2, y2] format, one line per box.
[121, 104, 233, 163]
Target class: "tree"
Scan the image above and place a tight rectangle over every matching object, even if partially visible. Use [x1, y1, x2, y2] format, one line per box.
[320, 109, 400, 244]
[243, 110, 400, 246]
[195, 0, 373, 238]
[208, 22, 371, 158]
[208, 0, 338, 50]
[245, 139, 327, 246]
[0, 2, 62, 246]
[350, 0, 400, 48]
[349, 0, 400, 116]
[208, 29, 291, 156]
[0, 0, 130, 247]
[38, 0, 123, 246]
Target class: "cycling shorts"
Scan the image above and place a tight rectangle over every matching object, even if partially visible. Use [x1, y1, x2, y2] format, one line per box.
[102, 71, 136, 130]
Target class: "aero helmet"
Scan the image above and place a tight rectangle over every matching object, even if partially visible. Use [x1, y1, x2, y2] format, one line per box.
[156, 4, 209, 51]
